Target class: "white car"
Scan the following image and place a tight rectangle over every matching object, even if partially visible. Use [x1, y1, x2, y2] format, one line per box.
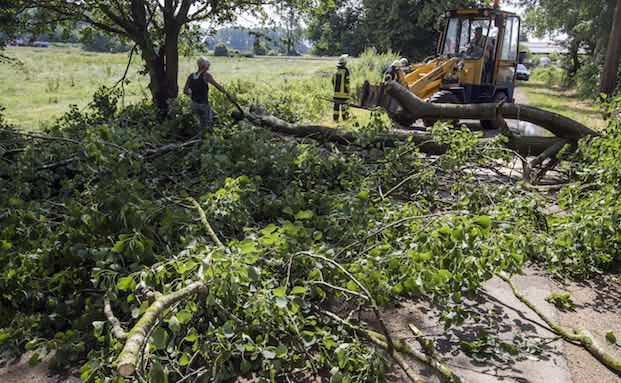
[516, 64, 530, 81]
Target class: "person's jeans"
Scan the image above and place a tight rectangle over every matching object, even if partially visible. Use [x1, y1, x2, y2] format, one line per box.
[191, 102, 214, 131]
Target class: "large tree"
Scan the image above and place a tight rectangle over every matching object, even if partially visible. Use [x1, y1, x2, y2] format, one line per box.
[306, 0, 479, 59]
[522, 0, 617, 81]
[600, 0, 621, 96]
[12, 0, 286, 109]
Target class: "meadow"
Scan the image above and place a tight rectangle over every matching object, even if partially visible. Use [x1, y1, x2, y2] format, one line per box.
[0, 46, 390, 128]
[0, 46, 605, 131]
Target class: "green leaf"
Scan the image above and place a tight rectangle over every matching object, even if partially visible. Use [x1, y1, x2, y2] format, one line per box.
[150, 328, 169, 350]
[176, 310, 193, 325]
[116, 276, 135, 291]
[295, 210, 314, 220]
[237, 240, 258, 254]
[149, 360, 168, 383]
[473, 215, 492, 228]
[273, 286, 287, 297]
[291, 286, 306, 295]
[344, 280, 358, 292]
[276, 344, 288, 358]
[247, 266, 260, 281]
[179, 353, 191, 366]
[261, 224, 278, 235]
[28, 352, 41, 367]
[184, 329, 198, 343]
[606, 331, 617, 345]
[0, 329, 11, 345]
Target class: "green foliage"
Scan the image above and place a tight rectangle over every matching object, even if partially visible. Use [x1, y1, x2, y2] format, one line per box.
[2, 53, 621, 380]
[530, 66, 563, 88]
[306, 0, 478, 59]
[545, 292, 576, 311]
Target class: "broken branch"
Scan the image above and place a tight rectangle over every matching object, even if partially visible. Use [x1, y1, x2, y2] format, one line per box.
[116, 281, 208, 377]
[499, 273, 621, 375]
[104, 296, 128, 340]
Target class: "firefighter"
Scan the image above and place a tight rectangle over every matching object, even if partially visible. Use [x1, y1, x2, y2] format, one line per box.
[332, 54, 351, 122]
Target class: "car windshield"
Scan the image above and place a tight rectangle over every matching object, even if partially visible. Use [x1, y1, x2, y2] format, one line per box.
[442, 17, 494, 59]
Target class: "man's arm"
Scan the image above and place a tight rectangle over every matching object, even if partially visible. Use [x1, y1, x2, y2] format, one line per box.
[203, 72, 227, 94]
[203, 72, 243, 113]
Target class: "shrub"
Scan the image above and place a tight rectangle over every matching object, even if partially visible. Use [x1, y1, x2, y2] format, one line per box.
[213, 42, 229, 57]
[574, 61, 601, 99]
[530, 66, 563, 87]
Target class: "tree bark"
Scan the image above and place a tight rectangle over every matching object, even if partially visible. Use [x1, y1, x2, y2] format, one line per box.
[384, 81, 597, 140]
[600, 0, 621, 96]
[241, 106, 572, 157]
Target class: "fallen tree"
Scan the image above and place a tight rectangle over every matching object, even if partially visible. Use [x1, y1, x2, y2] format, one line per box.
[239, 106, 573, 158]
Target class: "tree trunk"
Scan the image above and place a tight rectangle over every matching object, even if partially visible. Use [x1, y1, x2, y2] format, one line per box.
[241, 105, 571, 157]
[566, 39, 581, 80]
[384, 82, 597, 140]
[600, 0, 621, 96]
[139, 23, 180, 112]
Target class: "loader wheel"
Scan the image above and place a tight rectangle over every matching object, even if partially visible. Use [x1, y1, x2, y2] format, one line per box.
[480, 92, 507, 130]
[423, 90, 460, 128]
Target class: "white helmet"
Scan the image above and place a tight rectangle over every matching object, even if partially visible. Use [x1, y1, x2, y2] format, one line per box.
[399, 58, 409, 67]
[391, 60, 402, 68]
[338, 54, 349, 65]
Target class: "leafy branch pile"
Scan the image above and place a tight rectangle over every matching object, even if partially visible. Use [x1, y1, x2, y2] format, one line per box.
[1, 87, 621, 382]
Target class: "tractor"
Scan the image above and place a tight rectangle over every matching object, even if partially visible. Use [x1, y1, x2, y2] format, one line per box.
[359, 3, 521, 129]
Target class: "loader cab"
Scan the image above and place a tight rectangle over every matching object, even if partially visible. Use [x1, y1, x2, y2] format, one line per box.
[438, 8, 520, 103]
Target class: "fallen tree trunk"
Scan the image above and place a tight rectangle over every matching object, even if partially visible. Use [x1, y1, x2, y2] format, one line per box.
[240, 107, 572, 158]
[384, 81, 597, 140]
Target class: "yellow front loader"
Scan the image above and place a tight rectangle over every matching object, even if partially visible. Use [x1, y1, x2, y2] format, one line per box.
[360, 4, 521, 129]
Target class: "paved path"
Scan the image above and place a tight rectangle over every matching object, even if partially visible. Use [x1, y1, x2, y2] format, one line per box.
[384, 268, 574, 383]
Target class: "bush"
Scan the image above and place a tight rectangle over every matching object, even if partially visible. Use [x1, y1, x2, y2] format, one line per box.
[530, 66, 563, 87]
[80, 32, 129, 53]
[574, 61, 601, 99]
[254, 46, 267, 56]
[213, 43, 229, 57]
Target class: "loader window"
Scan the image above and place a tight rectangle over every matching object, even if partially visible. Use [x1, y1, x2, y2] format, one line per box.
[442, 18, 460, 55]
[460, 18, 491, 59]
[500, 16, 520, 61]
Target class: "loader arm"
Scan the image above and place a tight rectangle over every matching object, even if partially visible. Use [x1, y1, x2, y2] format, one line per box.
[359, 58, 460, 121]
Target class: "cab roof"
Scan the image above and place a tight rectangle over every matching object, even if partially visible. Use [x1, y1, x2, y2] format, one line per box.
[447, 8, 518, 18]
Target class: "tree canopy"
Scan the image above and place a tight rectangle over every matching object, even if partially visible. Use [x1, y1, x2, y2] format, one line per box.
[306, 0, 480, 59]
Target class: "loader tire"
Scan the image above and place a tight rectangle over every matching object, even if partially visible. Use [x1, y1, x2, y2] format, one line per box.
[423, 90, 460, 128]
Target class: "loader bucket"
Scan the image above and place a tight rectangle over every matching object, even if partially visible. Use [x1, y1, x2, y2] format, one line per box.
[359, 81, 417, 126]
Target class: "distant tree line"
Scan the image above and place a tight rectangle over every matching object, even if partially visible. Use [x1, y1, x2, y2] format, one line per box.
[205, 27, 310, 55]
[306, 0, 479, 60]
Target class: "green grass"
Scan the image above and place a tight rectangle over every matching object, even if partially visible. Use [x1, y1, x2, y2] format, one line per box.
[518, 80, 606, 131]
[1, 46, 395, 129]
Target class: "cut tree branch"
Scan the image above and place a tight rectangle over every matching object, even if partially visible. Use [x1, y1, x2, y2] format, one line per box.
[499, 273, 621, 375]
[104, 296, 128, 340]
[116, 281, 208, 377]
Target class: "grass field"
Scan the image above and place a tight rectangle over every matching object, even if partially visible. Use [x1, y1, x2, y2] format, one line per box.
[518, 81, 606, 131]
[0, 47, 607, 132]
[0, 46, 349, 127]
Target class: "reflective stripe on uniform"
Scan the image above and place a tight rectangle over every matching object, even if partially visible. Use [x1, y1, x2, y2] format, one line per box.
[333, 67, 350, 99]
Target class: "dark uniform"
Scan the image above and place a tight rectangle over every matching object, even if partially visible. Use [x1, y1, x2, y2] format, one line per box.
[332, 65, 351, 122]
